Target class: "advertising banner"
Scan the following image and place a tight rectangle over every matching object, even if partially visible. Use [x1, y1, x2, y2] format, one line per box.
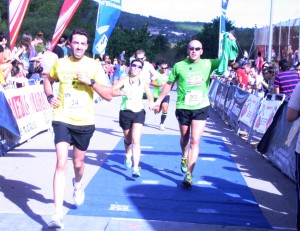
[228, 87, 250, 133]
[260, 102, 296, 181]
[238, 94, 262, 134]
[249, 94, 284, 141]
[0, 92, 20, 155]
[4, 86, 53, 143]
[92, 0, 122, 55]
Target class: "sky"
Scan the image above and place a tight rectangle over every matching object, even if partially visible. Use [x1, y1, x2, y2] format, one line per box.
[121, 0, 300, 28]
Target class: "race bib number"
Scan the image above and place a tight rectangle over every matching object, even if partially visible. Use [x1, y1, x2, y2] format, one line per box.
[185, 90, 202, 106]
[64, 90, 85, 114]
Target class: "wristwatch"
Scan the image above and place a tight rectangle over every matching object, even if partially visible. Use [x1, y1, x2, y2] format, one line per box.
[89, 79, 95, 86]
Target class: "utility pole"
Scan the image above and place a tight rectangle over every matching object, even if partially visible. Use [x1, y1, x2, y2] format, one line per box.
[267, 0, 274, 62]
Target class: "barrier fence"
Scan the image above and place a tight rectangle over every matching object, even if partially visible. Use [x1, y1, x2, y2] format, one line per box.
[0, 80, 297, 181]
[209, 78, 296, 182]
[0, 85, 52, 156]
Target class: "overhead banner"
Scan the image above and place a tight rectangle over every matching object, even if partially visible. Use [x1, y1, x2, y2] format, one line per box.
[92, 0, 122, 55]
[8, 0, 30, 49]
[51, 0, 82, 49]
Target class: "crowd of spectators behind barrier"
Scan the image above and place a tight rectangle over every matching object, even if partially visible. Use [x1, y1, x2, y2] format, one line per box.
[0, 29, 299, 96]
[211, 51, 300, 100]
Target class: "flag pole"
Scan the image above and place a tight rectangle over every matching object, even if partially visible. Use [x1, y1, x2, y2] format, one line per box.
[267, 0, 273, 62]
[7, 0, 10, 48]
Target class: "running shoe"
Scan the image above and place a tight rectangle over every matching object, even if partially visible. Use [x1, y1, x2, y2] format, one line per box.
[124, 154, 132, 169]
[160, 124, 165, 131]
[48, 214, 64, 229]
[72, 178, 85, 207]
[132, 167, 141, 178]
[182, 172, 193, 188]
[181, 157, 188, 173]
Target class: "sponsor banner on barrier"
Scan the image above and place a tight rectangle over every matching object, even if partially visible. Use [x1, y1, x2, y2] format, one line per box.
[214, 81, 228, 113]
[228, 87, 250, 133]
[4, 86, 53, 143]
[238, 94, 262, 134]
[208, 78, 219, 108]
[260, 102, 296, 181]
[0, 92, 21, 155]
[223, 84, 235, 121]
[249, 94, 284, 141]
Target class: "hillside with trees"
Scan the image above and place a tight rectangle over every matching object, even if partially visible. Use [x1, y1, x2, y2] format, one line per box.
[0, 1, 254, 66]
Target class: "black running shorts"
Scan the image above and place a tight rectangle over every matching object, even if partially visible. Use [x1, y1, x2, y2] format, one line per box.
[52, 121, 95, 151]
[175, 106, 209, 125]
[119, 109, 146, 130]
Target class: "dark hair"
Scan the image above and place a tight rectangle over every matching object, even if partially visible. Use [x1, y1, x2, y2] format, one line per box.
[296, 62, 300, 68]
[69, 29, 89, 44]
[231, 62, 239, 71]
[58, 35, 68, 44]
[0, 32, 7, 41]
[160, 59, 168, 65]
[279, 58, 289, 71]
[267, 64, 278, 75]
[0, 45, 3, 53]
[11, 65, 20, 76]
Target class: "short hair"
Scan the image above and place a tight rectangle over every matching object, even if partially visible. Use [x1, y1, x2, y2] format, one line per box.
[58, 35, 68, 44]
[267, 64, 278, 75]
[279, 58, 289, 71]
[160, 59, 168, 65]
[69, 28, 89, 44]
[0, 32, 7, 41]
[296, 62, 300, 68]
[135, 50, 145, 58]
[231, 62, 239, 71]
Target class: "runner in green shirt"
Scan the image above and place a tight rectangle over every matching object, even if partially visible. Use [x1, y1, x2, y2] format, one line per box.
[150, 38, 237, 188]
[150, 59, 170, 131]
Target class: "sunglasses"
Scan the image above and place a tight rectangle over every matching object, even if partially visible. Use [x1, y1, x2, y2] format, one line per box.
[131, 63, 143, 69]
[189, 47, 202, 51]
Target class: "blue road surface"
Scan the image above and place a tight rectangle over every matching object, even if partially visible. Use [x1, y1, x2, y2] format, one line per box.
[69, 135, 270, 229]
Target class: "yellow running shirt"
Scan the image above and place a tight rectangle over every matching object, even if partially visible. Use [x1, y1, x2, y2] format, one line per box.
[50, 56, 106, 125]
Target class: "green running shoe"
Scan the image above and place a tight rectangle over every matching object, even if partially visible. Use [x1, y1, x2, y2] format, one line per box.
[182, 172, 193, 188]
[181, 157, 188, 173]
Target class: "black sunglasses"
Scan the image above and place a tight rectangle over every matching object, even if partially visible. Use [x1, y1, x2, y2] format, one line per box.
[189, 47, 202, 51]
[131, 63, 143, 69]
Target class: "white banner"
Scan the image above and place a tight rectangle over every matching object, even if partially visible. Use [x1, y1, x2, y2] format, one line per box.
[4, 86, 53, 143]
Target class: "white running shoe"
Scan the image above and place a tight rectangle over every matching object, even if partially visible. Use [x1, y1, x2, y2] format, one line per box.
[48, 214, 64, 229]
[132, 167, 141, 178]
[124, 154, 133, 169]
[72, 178, 85, 207]
[160, 124, 165, 131]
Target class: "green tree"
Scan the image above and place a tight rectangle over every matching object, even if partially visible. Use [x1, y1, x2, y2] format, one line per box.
[192, 17, 235, 59]
[153, 34, 169, 53]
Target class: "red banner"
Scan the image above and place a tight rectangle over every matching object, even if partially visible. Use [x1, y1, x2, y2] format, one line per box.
[51, 0, 82, 50]
[9, 0, 30, 49]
